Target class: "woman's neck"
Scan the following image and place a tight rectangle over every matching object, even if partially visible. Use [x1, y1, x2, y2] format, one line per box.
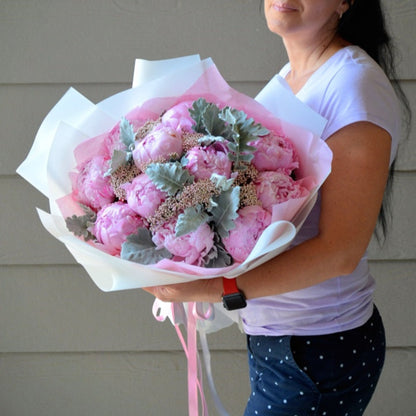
[283, 33, 349, 94]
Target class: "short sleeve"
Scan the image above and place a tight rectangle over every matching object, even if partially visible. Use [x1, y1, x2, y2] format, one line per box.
[319, 63, 400, 163]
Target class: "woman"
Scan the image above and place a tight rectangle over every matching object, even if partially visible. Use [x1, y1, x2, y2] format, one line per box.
[146, 0, 410, 414]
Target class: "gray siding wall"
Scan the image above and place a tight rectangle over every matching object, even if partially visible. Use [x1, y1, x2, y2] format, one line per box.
[1, 1, 415, 415]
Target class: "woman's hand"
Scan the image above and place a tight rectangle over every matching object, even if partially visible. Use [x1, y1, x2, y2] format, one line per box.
[143, 277, 223, 303]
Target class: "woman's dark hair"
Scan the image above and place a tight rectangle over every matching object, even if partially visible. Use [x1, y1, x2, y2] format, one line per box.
[338, 0, 412, 242]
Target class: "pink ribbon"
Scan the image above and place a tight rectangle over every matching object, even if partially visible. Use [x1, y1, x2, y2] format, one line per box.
[153, 300, 215, 416]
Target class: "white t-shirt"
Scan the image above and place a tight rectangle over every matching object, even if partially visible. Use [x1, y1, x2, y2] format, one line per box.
[240, 46, 400, 336]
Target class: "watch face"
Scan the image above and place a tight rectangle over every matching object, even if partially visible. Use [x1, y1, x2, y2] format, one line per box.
[222, 292, 247, 311]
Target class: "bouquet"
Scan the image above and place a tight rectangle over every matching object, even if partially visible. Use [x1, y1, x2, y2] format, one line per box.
[16, 55, 331, 292]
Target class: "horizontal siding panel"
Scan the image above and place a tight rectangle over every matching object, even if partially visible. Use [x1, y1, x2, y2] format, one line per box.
[367, 172, 416, 260]
[0, 348, 414, 416]
[2, 172, 414, 266]
[0, 262, 414, 353]
[371, 261, 416, 347]
[0, 0, 284, 84]
[0, 265, 247, 353]
[0, 0, 415, 84]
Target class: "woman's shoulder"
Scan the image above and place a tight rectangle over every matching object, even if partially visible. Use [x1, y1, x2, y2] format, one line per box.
[317, 47, 400, 148]
[323, 46, 392, 94]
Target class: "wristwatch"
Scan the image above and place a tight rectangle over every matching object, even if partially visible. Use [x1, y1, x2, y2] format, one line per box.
[222, 277, 247, 310]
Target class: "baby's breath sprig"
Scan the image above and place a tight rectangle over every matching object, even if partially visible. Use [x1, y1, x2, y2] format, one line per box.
[110, 163, 140, 200]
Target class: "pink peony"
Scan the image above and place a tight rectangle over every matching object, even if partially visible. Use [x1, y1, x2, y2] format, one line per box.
[250, 133, 299, 174]
[185, 146, 232, 180]
[222, 205, 271, 263]
[152, 219, 214, 266]
[255, 170, 309, 213]
[161, 101, 195, 133]
[93, 201, 144, 255]
[73, 155, 115, 211]
[132, 125, 183, 170]
[122, 173, 167, 218]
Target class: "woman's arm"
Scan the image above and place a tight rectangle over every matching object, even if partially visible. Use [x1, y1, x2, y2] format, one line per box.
[144, 121, 392, 303]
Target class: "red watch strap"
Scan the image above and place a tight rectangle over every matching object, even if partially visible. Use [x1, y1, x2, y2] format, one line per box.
[222, 277, 240, 295]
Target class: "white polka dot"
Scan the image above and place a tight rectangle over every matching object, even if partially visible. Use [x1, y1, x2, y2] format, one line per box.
[362, 362, 366, 366]
[265, 356, 268, 361]
[306, 340, 311, 345]
[267, 405, 272, 409]
[319, 355, 324, 359]
[283, 399, 287, 404]
[340, 400, 344, 405]
[353, 349, 357, 354]
[299, 391, 304, 396]
[340, 363, 344, 368]
[268, 348, 272, 353]
[340, 336, 344, 340]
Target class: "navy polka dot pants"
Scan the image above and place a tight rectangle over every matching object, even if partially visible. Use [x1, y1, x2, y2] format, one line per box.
[244, 306, 385, 416]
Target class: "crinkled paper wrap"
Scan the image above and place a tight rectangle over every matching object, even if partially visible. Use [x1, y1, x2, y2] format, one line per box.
[17, 55, 332, 293]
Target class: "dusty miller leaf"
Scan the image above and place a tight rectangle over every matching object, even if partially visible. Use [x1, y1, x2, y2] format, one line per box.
[202, 233, 233, 268]
[219, 107, 268, 170]
[175, 205, 210, 237]
[189, 98, 229, 138]
[197, 135, 226, 147]
[145, 162, 194, 196]
[120, 228, 172, 265]
[119, 117, 136, 151]
[189, 98, 209, 133]
[65, 204, 97, 241]
[105, 149, 131, 176]
[209, 186, 240, 240]
[210, 173, 235, 192]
